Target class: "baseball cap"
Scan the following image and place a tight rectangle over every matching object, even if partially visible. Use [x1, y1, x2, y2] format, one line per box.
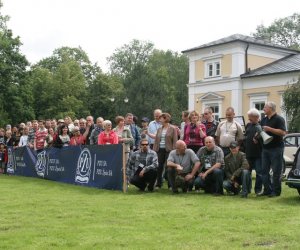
[229, 141, 238, 149]
[141, 117, 149, 122]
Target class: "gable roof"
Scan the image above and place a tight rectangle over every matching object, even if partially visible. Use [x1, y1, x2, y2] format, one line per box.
[182, 34, 299, 53]
[241, 53, 300, 78]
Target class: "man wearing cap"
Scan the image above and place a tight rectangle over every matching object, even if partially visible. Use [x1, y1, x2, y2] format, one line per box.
[126, 139, 158, 192]
[167, 140, 200, 193]
[223, 141, 251, 198]
[194, 136, 224, 195]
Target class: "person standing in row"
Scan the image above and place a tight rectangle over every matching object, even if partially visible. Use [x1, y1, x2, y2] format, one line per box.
[114, 116, 133, 162]
[98, 120, 118, 145]
[180, 111, 190, 140]
[147, 109, 162, 149]
[259, 101, 286, 197]
[202, 107, 219, 138]
[153, 113, 178, 189]
[183, 110, 206, 153]
[244, 108, 263, 195]
[215, 107, 244, 156]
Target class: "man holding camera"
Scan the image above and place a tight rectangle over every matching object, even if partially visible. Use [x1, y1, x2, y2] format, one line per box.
[126, 139, 158, 192]
[259, 101, 286, 197]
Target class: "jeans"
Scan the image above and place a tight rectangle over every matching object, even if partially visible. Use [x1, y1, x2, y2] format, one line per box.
[223, 170, 251, 195]
[247, 157, 263, 194]
[261, 147, 284, 196]
[194, 168, 224, 194]
[156, 148, 170, 188]
[130, 169, 157, 191]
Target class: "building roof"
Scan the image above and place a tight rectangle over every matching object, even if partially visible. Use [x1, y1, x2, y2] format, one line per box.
[182, 34, 299, 53]
[241, 53, 300, 78]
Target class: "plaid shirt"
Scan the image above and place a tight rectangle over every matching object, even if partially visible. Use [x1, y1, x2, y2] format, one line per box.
[126, 148, 158, 177]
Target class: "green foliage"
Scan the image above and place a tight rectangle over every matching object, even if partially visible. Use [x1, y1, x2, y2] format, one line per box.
[107, 39, 154, 78]
[0, 3, 33, 126]
[1, 175, 300, 249]
[34, 46, 101, 85]
[252, 13, 300, 50]
[107, 42, 188, 124]
[1, 0, 188, 125]
[30, 60, 89, 120]
[283, 77, 300, 132]
[86, 73, 124, 121]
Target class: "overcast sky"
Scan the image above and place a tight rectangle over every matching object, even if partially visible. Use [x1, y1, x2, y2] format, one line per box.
[2, 0, 299, 72]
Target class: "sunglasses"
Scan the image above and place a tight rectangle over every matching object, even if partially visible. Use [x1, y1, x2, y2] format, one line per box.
[141, 144, 148, 146]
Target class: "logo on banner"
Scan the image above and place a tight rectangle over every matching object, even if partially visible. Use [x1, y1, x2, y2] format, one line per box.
[75, 148, 92, 184]
[6, 148, 15, 174]
[35, 150, 47, 178]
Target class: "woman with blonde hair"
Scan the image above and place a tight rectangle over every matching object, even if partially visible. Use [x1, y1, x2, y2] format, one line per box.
[183, 110, 206, 153]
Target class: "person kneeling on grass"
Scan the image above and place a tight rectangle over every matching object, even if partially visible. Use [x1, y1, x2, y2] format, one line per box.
[194, 136, 224, 196]
[167, 140, 200, 193]
[223, 141, 251, 198]
[126, 139, 158, 192]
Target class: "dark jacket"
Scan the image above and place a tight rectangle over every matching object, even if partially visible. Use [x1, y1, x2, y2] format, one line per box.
[224, 151, 249, 180]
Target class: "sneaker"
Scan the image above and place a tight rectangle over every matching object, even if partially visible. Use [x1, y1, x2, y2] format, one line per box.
[256, 191, 271, 197]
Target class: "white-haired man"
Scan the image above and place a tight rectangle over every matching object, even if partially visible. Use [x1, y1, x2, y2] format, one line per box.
[244, 108, 263, 194]
[147, 109, 162, 149]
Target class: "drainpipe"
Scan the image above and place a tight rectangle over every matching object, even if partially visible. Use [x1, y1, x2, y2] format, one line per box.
[245, 43, 249, 73]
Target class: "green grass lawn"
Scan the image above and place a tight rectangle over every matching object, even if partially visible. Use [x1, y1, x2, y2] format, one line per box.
[0, 175, 300, 250]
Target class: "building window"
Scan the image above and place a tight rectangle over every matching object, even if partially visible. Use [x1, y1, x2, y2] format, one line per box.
[208, 64, 213, 77]
[206, 61, 221, 78]
[204, 103, 220, 121]
[254, 102, 265, 112]
[248, 93, 269, 119]
[215, 62, 220, 76]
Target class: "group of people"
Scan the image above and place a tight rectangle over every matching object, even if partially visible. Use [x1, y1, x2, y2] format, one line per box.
[126, 102, 286, 198]
[0, 101, 287, 198]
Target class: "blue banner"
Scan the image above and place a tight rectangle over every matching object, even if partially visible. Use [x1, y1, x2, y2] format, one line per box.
[8, 145, 125, 191]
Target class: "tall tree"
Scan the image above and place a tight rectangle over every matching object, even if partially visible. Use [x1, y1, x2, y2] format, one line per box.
[252, 13, 300, 50]
[30, 60, 89, 119]
[34, 46, 101, 85]
[283, 78, 300, 132]
[87, 73, 124, 121]
[107, 39, 154, 78]
[116, 48, 188, 124]
[0, 2, 34, 126]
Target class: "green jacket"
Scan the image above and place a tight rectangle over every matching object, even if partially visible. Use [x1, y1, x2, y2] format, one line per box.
[224, 151, 249, 180]
[113, 127, 134, 153]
